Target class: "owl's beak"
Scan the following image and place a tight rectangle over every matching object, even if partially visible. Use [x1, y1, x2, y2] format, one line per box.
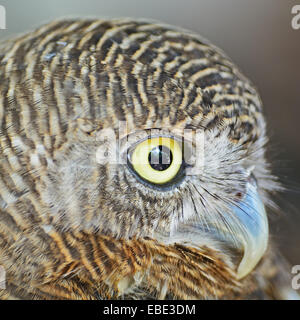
[155, 179, 269, 279]
[182, 180, 268, 279]
[231, 182, 269, 279]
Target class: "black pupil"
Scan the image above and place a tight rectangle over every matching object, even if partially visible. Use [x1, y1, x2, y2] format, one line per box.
[148, 145, 173, 171]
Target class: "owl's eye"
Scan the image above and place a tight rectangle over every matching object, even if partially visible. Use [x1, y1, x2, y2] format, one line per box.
[129, 137, 183, 185]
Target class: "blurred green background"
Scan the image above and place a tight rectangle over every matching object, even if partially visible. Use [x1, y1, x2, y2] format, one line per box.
[0, 0, 299, 265]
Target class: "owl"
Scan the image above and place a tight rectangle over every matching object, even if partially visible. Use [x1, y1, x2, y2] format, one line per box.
[0, 18, 298, 300]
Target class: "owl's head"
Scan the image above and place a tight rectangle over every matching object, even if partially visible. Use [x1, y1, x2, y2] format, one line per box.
[0, 19, 281, 297]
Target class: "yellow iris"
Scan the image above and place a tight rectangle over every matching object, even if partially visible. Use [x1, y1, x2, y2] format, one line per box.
[131, 137, 182, 184]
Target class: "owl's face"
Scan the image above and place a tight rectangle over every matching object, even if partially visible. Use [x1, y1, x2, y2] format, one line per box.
[0, 19, 281, 298]
[39, 56, 271, 282]
[42, 116, 269, 280]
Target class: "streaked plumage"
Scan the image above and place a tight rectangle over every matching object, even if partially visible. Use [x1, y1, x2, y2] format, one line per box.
[0, 19, 297, 299]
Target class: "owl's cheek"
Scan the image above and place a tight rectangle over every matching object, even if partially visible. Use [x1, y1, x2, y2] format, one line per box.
[195, 181, 269, 280]
[151, 179, 269, 281]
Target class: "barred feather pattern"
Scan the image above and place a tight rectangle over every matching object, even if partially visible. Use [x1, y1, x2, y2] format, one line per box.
[0, 19, 292, 299]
